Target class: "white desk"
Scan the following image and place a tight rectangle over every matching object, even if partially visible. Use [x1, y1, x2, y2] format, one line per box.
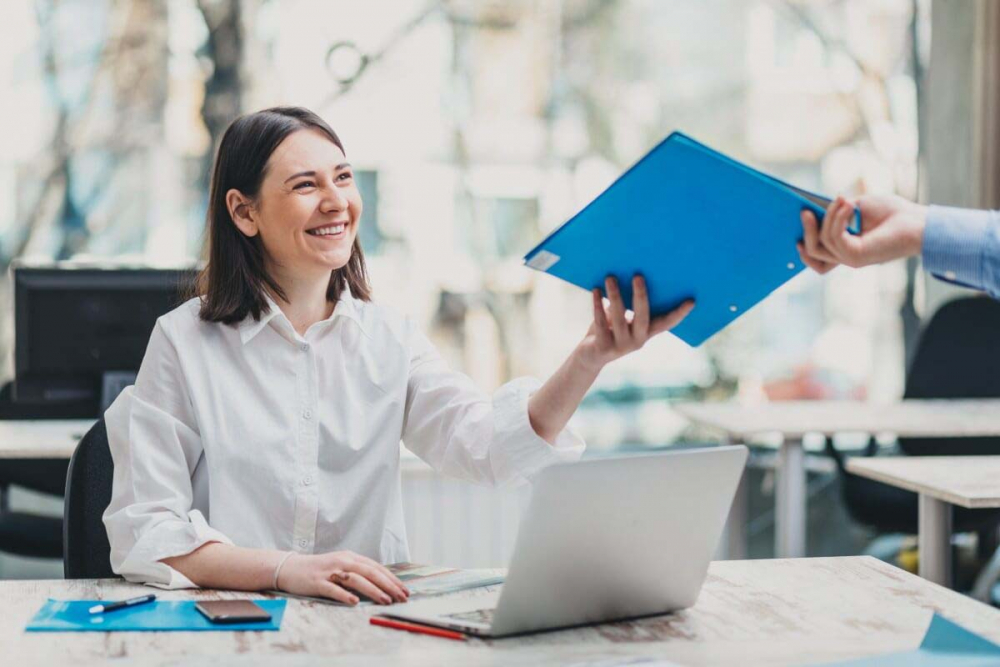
[0, 420, 95, 459]
[676, 399, 1000, 559]
[2, 557, 998, 665]
[847, 456, 1000, 588]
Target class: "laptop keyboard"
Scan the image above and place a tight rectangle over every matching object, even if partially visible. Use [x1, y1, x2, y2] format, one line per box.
[445, 607, 496, 624]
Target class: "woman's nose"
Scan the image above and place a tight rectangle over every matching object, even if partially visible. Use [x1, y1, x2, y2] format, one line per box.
[321, 184, 348, 211]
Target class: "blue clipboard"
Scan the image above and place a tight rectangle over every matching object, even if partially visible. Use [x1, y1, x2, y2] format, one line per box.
[25, 598, 286, 632]
[817, 613, 1000, 666]
[522, 131, 860, 347]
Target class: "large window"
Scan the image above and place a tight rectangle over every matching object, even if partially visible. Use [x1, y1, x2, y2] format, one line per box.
[0, 0, 928, 448]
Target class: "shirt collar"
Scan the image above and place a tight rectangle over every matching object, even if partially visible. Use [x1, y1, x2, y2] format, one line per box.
[237, 282, 367, 345]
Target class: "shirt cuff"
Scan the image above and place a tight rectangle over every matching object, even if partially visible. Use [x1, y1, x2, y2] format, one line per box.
[115, 510, 234, 589]
[489, 377, 586, 486]
[921, 205, 996, 291]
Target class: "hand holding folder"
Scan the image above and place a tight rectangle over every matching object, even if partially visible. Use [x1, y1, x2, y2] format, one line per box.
[523, 132, 860, 347]
[799, 193, 927, 274]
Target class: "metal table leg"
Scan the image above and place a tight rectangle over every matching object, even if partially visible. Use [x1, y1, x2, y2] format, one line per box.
[776, 437, 806, 558]
[918, 494, 952, 587]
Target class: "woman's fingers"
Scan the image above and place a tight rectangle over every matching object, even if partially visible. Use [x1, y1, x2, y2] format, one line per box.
[334, 570, 395, 605]
[604, 277, 630, 344]
[318, 579, 360, 605]
[631, 275, 650, 340]
[354, 563, 408, 603]
[592, 288, 612, 342]
[354, 554, 408, 592]
[649, 300, 694, 337]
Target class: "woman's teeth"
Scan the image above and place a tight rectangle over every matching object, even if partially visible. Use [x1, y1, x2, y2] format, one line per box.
[307, 224, 346, 237]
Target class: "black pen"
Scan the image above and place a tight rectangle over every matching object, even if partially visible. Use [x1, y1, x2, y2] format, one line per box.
[88, 594, 156, 615]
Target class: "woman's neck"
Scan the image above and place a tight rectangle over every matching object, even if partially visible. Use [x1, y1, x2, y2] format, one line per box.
[270, 269, 335, 337]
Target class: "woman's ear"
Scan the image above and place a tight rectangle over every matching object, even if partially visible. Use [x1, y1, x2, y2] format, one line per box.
[226, 189, 258, 237]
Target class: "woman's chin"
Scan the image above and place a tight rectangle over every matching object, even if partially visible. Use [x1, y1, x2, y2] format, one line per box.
[315, 252, 353, 273]
[291, 241, 355, 274]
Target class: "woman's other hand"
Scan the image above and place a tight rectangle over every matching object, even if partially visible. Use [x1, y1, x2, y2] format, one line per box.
[576, 275, 694, 372]
[276, 550, 410, 605]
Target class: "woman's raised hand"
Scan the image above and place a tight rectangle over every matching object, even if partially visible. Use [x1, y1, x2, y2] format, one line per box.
[276, 550, 409, 605]
[577, 275, 694, 372]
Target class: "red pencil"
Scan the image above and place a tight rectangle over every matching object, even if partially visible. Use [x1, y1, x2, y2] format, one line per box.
[370, 616, 467, 641]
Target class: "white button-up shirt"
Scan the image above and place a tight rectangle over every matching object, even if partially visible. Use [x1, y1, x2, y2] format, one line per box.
[103, 287, 585, 588]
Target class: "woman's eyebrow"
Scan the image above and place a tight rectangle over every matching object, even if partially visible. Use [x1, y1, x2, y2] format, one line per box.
[284, 170, 314, 183]
[283, 163, 352, 184]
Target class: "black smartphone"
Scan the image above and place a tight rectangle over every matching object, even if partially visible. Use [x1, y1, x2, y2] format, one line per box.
[195, 600, 272, 624]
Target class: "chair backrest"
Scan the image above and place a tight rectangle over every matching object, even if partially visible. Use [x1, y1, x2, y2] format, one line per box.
[63, 417, 117, 578]
[900, 296, 1000, 456]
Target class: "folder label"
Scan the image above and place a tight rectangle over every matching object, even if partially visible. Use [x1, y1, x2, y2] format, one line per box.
[526, 250, 561, 272]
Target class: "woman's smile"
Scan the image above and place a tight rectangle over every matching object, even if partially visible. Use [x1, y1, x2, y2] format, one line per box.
[305, 222, 348, 239]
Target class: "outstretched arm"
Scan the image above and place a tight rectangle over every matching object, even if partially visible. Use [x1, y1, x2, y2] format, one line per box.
[797, 194, 1000, 298]
[528, 275, 694, 444]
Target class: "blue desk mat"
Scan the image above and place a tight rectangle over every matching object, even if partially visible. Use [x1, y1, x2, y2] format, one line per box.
[26, 599, 286, 632]
[817, 613, 1000, 666]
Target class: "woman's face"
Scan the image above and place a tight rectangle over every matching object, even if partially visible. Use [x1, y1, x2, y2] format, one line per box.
[242, 128, 362, 282]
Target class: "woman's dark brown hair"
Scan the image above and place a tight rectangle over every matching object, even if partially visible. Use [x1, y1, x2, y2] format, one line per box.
[195, 106, 371, 324]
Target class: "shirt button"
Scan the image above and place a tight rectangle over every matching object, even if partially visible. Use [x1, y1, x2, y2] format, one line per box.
[298, 539, 308, 548]
[302, 475, 314, 486]
[302, 409, 313, 420]
[300, 343, 310, 352]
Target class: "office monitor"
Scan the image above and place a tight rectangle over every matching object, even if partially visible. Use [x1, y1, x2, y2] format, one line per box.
[12, 262, 199, 417]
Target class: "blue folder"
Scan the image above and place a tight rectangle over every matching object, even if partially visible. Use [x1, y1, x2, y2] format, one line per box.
[817, 613, 1000, 666]
[522, 131, 860, 347]
[26, 598, 286, 632]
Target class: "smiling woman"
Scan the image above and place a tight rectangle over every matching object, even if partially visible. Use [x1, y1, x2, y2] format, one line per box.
[196, 108, 371, 331]
[101, 106, 694, 607]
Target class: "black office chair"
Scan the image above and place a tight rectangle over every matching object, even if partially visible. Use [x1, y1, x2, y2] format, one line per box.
[827, 297, 1000, 559]
[63, 418, 116, 579]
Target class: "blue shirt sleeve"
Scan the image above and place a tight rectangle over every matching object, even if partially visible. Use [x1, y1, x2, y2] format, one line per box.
[921, 205, 1000, 299]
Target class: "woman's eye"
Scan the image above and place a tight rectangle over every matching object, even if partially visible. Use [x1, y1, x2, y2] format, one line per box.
[337, 173, 352, 182]
[294, 181, 315, 189]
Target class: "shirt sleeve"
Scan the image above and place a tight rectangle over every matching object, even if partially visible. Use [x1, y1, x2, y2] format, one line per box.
[922, 205, 1000, 299]
[102, 320, 234, 589]
[400, 322, 585, 487]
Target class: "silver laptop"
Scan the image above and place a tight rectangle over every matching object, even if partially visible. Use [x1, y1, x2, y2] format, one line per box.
[383, 445, 748, 637]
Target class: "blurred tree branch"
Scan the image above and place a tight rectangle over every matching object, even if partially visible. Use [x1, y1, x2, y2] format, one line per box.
[196, 0, 245, 192]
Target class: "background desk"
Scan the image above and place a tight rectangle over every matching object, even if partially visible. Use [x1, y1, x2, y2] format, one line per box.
[0, 420, 95, 576]
[847, 456, 1000, 588]
[676, 399, 1000, 560]
[3, 557, 999, 666]
[0, 420, 94, 459]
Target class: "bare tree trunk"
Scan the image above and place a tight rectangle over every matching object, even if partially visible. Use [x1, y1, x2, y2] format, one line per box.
[197, 0, 245, 192]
